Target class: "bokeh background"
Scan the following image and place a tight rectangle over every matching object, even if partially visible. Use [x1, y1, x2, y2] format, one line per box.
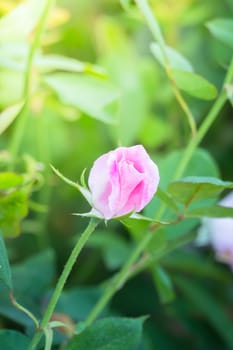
[0, 1, 233, 349]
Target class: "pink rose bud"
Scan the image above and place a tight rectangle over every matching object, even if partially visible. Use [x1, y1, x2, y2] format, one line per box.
[88, 145, 160, 220]
[201, 191, 233, 269]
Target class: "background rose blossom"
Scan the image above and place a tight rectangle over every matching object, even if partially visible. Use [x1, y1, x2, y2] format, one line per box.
[198, 191, 233, 269]
[88, 145, 160, 220]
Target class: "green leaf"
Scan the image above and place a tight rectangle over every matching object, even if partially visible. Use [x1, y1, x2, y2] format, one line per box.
[172, 69, 217, 100]
[0, 172, 23, 190]
[122, 214, 170, 243]
[206, 18, 233, 49]
[0, 187, 29, 237]
[0, 173, 30, 237]
[65, 317, 145, 350]
[0, 231, 12, 290]
[0, 0, 47, 42]
[146, 149, 219, 243]
[187, 205, 233, 218]
[175, 276, 233, 349]
[124, 213, 170, 225]
[145, 148, 219, 219]
[168, 176, 233, 205]
[150, 43, 193, 72]
[0, 330, 30, 349]
[121, 214, 152, 241]
[0, 101, 24, 135]
[0, 42, 106, 77]
[43, 73, 119, 124]
[35, 55, 106, 77]
[156, 187, 178, 212]
[152, 265, 175, 304]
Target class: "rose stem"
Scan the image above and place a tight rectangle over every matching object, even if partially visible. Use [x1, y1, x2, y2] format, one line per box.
[27, 218, 99, 350]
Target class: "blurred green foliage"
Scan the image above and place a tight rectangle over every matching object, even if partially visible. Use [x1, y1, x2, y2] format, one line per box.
[0, 0, 233, 349]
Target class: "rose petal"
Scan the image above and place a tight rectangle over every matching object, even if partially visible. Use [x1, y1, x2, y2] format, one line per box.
[88, 145, 160, 220]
